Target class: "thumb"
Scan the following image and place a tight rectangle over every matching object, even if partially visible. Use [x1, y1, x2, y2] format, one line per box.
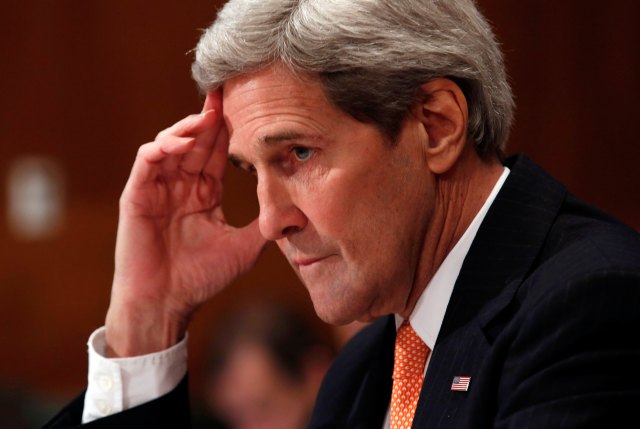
[232, 218, 268, 271]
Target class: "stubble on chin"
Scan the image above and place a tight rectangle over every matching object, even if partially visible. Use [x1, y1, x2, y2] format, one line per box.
[313, 275, 387, 326]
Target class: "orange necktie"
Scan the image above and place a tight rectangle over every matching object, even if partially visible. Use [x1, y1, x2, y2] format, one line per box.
[390, 321, 430, 429]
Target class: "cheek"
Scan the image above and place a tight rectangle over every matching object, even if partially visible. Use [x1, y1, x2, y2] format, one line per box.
[320, 173, 393, 260]
[294, 170, 359, 237]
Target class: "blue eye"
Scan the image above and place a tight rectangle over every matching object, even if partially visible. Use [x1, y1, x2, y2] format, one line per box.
[292, 147, 314, 162]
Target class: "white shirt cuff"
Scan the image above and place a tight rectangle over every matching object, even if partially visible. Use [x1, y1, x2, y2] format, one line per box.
[82, 326, 188, 423]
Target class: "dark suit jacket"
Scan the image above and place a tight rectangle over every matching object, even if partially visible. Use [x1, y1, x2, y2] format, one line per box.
[44, 155, 640, 428]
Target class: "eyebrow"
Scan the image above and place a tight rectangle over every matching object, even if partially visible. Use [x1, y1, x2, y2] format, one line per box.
[260, 131, 308, 145]
[228, 131, 323, 170]
[228, 154, 245, 170]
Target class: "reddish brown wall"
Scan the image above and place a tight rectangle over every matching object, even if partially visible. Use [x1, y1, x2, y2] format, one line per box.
[0, 0, 638, 408]
[486, 0, 640, 226]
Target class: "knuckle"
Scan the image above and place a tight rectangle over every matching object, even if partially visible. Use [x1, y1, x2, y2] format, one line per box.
[136, 142, 152, 157]
[155, 128, 169, 140]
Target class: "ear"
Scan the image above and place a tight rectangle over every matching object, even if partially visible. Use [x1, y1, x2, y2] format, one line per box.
[414, 78, 468, 174]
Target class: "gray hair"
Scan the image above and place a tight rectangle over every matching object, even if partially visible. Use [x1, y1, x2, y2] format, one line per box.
[192, 0, 514, 158]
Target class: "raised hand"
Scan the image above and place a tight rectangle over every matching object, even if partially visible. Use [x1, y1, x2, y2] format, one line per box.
[105, 91, 266, 357]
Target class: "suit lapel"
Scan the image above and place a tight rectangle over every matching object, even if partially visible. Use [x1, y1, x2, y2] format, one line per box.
[346, 316, 395, 429]
[309, 316, 395, 429]
[412, 155, 567, 428]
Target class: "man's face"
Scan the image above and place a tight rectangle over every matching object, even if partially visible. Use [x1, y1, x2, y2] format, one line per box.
[225, 66, 434, 324]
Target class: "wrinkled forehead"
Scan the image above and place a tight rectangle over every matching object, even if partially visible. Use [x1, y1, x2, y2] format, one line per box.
[222, 66, 328, 117]
[221, 66, 342, 158]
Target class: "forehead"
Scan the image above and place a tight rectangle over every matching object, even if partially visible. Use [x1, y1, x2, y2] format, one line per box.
[222, 65, 327, 110]
[224, 65, 323, 102]
[222, 67, 342, 156]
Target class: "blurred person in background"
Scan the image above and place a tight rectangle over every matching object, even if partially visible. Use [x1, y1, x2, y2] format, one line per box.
[196, 303, 333, 429]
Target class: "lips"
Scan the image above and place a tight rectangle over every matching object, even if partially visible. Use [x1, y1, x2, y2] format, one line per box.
[293, 256, 328, 267]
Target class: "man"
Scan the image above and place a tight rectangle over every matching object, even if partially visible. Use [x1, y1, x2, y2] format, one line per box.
[45, 0, 640, 428]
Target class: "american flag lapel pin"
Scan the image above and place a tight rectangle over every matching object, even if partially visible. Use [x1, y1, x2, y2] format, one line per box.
[451, 376, 471, 392]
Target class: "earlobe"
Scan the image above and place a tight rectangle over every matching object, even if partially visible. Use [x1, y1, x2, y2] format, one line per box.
[416, 79, 469, 174]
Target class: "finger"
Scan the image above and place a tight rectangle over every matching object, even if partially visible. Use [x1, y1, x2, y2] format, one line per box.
[125, 104, 220, 189]
[149, 96, 222, 174]
[156, 109, 218, 140]
[202, 120, 230, 179]
[179, 109, 222, 174]
[149, 136, 197, 162]
[232, 218, 269, 271]
[202, 90, 222, 114]
[153, 134, 197, 175]
[160, 151, 181, 174]
[130, 137, 196, 186]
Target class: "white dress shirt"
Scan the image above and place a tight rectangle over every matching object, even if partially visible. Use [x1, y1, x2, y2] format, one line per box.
[83, 167, 509, 425]
[82, 328, 188, 422]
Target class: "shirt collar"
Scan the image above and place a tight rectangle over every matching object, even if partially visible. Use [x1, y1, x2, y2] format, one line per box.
[395, 167, 510, 349]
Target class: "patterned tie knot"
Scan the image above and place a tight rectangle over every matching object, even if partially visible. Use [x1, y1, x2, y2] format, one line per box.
[393, 321, 429, 379]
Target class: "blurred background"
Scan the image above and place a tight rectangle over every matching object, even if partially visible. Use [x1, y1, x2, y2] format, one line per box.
[0, 0, 638, 427]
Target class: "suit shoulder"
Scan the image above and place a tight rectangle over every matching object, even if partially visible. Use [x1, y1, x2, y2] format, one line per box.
[538, 193, 640, 275]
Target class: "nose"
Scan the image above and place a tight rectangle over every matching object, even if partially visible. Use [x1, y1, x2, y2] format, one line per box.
[257, 175, 307, 241]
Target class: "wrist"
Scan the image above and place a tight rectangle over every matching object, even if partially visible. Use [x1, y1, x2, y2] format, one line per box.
[104, 296, 190, 357]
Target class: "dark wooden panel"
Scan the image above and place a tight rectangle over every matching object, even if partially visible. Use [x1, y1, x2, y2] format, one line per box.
[480, 0, 640, 229]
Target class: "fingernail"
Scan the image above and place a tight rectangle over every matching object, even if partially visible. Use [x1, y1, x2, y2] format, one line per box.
[201, 109, 215, 117]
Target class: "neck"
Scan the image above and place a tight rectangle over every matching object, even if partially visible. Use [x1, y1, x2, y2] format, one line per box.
[399, 148, 504, 318]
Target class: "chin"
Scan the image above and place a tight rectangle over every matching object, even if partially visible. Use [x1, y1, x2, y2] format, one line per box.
[305, 274, 379, 325]
[313, 306, 352, 326]
[311, 299, 360, 326]
[311, 292, 376, 326]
